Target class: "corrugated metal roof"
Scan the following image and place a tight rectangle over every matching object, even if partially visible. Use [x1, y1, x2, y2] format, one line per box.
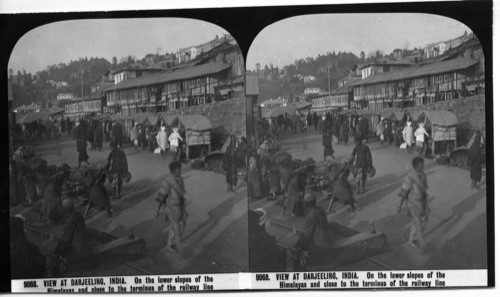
[107, 62, 231, 92]
[419, 111, 458, 126]
[246, 76, 259, 96]
[351, 58, 478, 87]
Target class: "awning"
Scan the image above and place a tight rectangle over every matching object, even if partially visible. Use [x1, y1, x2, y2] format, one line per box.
[219, 89, 231, 95]
[16, 112, 50, 124]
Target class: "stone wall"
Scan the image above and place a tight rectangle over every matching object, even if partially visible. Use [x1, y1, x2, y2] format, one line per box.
[413, 95, 486, 145]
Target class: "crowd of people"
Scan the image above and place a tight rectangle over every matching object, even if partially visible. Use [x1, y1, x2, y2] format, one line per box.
[249, 108, 486, 268]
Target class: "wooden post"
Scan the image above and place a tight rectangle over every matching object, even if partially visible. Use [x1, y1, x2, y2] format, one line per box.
[431, 125, 435, 156]
[186, 145, 190, 160]
[454, 126, 457, 150]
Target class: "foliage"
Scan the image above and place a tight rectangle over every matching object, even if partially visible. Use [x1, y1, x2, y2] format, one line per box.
[256, 51, 363, 103]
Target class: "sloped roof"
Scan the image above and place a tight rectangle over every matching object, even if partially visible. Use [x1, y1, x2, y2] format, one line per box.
[17, 112, 50, 124]
[168, 59, 203, 71]
[358, 58, 411, 69]
[419, 111, 458, 126]
[88, 82, 114, 100]
[293, 102, 312, 110]
[351, 58, 478, 87]
[158, 112, 178, 126]
[130, 112, 155, 124]
[391, 111, 407, 121]
[46, 107, 65, 115]
[262, 106, 296, 118]
[110, 64, 163, 75]
[378, 108, 400, 119]
[110, 114, 125, 121]
[147, 114, 160, 126]
[107, 62, 231, 92]
[94, 114, 112, 121]
[176, 114, 212, 130]
[339, 109, 357, 115]
[406, 109, 424, 122]
[332, 76, 362, 95]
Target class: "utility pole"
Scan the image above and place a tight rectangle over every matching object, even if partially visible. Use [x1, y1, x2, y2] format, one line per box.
[80, 68, 85, 116]
[80, 68, 84, 99]
[327, 58, 331, 111]
[327, 58, 331, 95]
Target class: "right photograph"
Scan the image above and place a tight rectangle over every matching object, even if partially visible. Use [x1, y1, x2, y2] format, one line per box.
[246, 13, 486, 272]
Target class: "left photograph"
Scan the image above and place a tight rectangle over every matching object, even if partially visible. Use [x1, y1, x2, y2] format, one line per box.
[8, 18, 248, 278]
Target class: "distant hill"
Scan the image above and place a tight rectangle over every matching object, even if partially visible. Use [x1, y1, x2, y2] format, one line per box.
[9, 53, 170, 108]
[253, 51, 363, 103]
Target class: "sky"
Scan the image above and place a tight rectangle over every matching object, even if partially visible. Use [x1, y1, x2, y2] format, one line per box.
[8, 18, 230, 74]
[247, 13, 472, 70]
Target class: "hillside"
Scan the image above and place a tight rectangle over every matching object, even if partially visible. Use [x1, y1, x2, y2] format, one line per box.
[255, 51, 363, 103]
[8, 52, 171, 108]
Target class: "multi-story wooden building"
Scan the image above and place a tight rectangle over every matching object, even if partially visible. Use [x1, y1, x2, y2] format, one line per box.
[311, 76, 361, 112]
[101, 38, 245, 116]
[103, 61, 237, 116]
[351, 58, 480, 111]
[359, 59, 412, 79]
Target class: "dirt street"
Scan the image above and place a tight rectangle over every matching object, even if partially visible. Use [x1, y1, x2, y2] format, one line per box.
[16, 135, 249, 275]
[258, 127, 487, 270]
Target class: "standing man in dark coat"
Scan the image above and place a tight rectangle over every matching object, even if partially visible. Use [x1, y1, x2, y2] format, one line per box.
[107, 141, 128, 199]
[67, 118, 72, 137]
[340, 120, 349, 146]
[313, 112, 319, 131]
[93, 124, 103, 151]
[351, 136, 372, 194]
[111, 122, 124, 148]
[467, 131, 484, 189]
[223, 135, 238, 193]
[77, 136, 90, 168]
[322, 131, 335, 161]
[61, 117, 66, 133]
